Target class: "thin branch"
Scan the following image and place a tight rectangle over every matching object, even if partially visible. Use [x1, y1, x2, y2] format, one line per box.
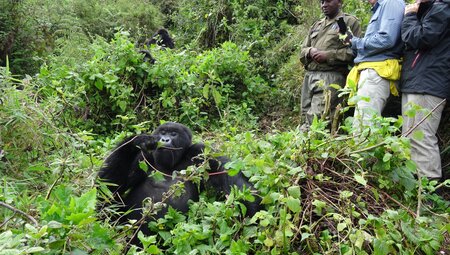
[442, 162, 450, 169]
[46, 161, 66, 200]
[0, 201, 38, 226]
[376, 189, 416, 218]
[402, 99, 446, 138]
[400, 99, 446, 218]
[0, 212, 16, 228]
[416, 175, 423, 218]
[349, 140, 387, 155]
[349, 99, 446, 155]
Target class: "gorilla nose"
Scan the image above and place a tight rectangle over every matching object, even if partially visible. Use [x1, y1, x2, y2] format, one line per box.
[160, 137, 171, 144]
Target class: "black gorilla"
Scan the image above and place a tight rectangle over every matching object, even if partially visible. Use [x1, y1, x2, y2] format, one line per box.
[139, 28, 175, 63]
[145, 28, 175, 49]
[97, 122, 260, 241]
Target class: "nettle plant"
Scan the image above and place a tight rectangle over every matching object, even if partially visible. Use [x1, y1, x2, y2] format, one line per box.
[236, 119, 445, 254]
[0, 67, 117, 254]
[118, 117, 447, 254]
[37, 32, 269, 133]
[148, 41, 268, 130]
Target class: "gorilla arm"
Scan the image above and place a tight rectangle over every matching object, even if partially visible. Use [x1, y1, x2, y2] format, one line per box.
[98, 134, 158, 195]
[205, 157, 262, 217]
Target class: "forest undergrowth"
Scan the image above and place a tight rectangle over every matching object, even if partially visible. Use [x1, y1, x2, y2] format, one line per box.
[1, 0, 449, 254]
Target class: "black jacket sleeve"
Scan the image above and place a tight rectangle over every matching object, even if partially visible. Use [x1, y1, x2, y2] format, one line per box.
[401, 2, 450, 50]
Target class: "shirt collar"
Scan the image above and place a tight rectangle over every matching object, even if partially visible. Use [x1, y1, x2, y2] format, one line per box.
[371, 2, 380, 13]
[325, 10, 344, 22]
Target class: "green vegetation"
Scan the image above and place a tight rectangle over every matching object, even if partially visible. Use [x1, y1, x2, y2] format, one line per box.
[1, 0, 448, 254]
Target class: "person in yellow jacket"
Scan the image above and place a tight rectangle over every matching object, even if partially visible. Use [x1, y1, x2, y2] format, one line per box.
[299, 0, 361, 131]
[342, 0, 405, 130]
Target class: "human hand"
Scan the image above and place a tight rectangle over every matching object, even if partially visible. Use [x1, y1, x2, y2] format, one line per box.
[310, 50, 328, 63]
[405, 3, 419, 14]
[308, 48, 318, 58]
[339, 31, 353, 46]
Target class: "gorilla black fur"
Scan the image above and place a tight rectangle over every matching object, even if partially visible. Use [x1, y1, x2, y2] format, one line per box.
[139, 28, 174, 63]
[97, 122, 260, 242]
[145, 28, 175, 49]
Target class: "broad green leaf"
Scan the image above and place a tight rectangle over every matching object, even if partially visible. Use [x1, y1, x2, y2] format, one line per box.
[260, 218, 270, 227]
[405, 107, 416, 118]
[151, 171, 165, 182]
[340, 190, 353, 199]
[47, 221, 63, 229]
[382, 152, 392, 162]
[264, 237, 274, 247]
[225, 160, 244, 176]
[354, 174, 367, 186]
[66, 212, 89, 224]
[405, 160, 417, 172]
[202, 84, 209, 99]
[349, 230, 365, 249]
[286, 197, 301, 213]
[26, 247, 46, 253]
[146, 245, 162, 254]
[212, 87, 222, 105]
[139, 161, 149, 173]
[287, 186, 301, 199]
[337, 222, 347, 232]
[412, 130, 424, 140]
[312, 199, 326, 215]
[94, 79, 104, 90]
[374, 239, 391, 255]
[118, 101, 127, 112]
[347, 78, 356, 90]
[301, 233, 313, 241]
[78, 189, 97, 211]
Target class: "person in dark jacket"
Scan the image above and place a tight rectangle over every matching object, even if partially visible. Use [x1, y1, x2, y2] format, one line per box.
[400, 0, 450, 179]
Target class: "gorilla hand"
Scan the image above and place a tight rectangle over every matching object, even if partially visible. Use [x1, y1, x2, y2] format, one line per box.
[133, 134, 159, 152]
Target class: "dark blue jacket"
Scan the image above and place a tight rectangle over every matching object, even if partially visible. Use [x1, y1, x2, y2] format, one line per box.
[400, 0, 450, 100]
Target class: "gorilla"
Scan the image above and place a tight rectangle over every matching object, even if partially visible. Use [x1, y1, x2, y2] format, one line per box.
[139, 28, 175, 63]
[139, 49, 156, 64]
[97, 122, 260, 243]
[145, 28, 175, 49]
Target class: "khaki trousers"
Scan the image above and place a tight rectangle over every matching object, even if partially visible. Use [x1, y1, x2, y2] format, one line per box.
[301, 71, 346, 127]
[353, 68, 392, 129]
[402, 93, 446, 179]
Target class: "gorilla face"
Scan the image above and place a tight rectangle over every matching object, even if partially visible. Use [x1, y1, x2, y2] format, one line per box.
[152, 122, 193, 171]
[153, 122, 192, 147]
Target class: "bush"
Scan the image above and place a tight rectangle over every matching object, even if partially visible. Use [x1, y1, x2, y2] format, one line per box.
[0, 67, 63, 175]
[37, 32, 269, 133]
[1, 66, 118, 254]
[0, 0, 164, 76]
[1, 1, 449, 254]
[105, 118, 448, 254]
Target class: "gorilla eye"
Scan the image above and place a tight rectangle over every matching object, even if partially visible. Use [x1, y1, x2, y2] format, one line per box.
[160, 130, 166, 135]
[171, 132, 177, 137]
